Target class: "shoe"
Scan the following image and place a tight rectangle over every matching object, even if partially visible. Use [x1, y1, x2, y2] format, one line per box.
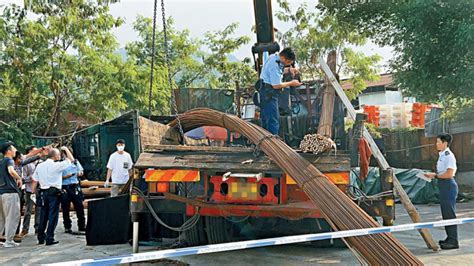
[440, 242, 459, 250]
[438, 238, 448, 245]
[45, 241, 59, 246]
[37, 241, 45, 245]
[3, 241, 20, 248]
[19, 230, 28, 237]
[13, 235, 23, 243]
[0, 236, 5, 242]
[65, 228, 73, 234]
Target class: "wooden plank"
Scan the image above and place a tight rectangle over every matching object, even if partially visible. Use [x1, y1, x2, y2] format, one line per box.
[138, 116, 180, 147]
[145, 144, 253, 153]
[135, 152, 351, 173]
[319, 57, 439, 251]
[318, 51, 337, 137]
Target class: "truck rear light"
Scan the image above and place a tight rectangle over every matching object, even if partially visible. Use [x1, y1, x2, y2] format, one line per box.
[156, 182, 169, 193]
[148, 182, 170, 193]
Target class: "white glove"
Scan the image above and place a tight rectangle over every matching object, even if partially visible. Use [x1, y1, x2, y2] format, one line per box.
[30, 194, 36, 204]
[104, 180, 110, 188]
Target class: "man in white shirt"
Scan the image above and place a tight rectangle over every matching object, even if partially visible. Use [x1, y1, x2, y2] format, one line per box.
[105, 139, 133, 197]
[32, 147, 74, 246]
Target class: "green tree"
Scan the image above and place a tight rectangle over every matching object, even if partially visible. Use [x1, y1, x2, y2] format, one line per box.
[0, 1, 127, 136]
[123, 18, 256, 115]
[318, 1, 474, 109]
[202, 23, 256, 89]
[123, 16, 204, 115]
[275, 0, 382, 99]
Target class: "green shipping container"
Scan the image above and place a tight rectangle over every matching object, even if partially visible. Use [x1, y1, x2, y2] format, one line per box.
[174, 88, 234, 113]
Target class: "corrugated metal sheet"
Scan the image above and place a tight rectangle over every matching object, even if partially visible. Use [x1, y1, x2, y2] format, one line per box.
[174, 88, 234, 113]
[425, 107, 445, 137]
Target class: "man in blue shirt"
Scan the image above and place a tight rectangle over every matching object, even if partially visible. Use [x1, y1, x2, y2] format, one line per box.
[259, 47, 301, 135]
[60, 150, 85, 234]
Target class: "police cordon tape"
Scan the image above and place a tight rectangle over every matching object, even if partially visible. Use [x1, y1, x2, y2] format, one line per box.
[49, 217, 474, 266]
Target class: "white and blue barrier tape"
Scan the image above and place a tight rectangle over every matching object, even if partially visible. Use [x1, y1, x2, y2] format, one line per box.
[50, 217, 474, 266]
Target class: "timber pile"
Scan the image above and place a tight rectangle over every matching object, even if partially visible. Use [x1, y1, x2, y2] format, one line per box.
[139, 116, 210, 147]
[299, 133, 335, 155]
[81, 180, 110, 199]
[169, 108, 422, 265]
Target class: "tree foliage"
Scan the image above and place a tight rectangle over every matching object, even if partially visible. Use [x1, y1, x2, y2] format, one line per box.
[123, 16, 202, 115]
[0, 1, 126, 136]
[202, 23, 256, 89]
[275, 0, 382, 99]
[318, 1, 474, 109]
[0, 1, 255, 140]
[120, 18, 256, 115]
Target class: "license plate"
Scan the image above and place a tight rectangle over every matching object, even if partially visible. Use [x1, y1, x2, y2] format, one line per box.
[228, 182, 258, 200]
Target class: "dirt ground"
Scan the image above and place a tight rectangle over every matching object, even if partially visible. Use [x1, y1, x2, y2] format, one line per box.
[1, 203, 473, 265]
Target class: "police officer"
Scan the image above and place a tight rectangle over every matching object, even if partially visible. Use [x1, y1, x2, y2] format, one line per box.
[259, 47, 301, 135]
[32, 147, 73, 246]
[60, 149, 85, 233]
[425, 133, 459, 250]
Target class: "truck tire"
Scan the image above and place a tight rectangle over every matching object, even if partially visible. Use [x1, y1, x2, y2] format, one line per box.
[183, 216, 207, 246]
[309, 218, 332, 248]
[205, 216, 240, 244]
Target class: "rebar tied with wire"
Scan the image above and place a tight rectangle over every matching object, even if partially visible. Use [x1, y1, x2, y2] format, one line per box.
[169, 108, 422, 265]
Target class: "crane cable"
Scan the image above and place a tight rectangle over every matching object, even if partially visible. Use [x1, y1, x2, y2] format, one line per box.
[147, 0, 158, 119]
[160, 0, 186, 144]
[148, 0, 186, 144]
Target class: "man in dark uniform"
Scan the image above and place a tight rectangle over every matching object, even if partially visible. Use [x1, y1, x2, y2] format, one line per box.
[425, 133, 459, 250]
[259, 47, 301, 135]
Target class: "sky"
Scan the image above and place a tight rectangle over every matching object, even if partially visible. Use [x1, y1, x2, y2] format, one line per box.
[1, 0, 394, 71]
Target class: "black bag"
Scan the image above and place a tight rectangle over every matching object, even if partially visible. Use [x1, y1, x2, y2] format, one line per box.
[253, 79, 264, 107]
[254, 79, 264, 92]
[253, 91, 261, 107]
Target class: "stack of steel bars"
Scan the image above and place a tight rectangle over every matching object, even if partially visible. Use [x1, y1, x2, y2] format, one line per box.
[170, 108, 422, 265]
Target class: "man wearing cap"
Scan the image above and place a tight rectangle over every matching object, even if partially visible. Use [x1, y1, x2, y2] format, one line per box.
[105, 139, 134, 197]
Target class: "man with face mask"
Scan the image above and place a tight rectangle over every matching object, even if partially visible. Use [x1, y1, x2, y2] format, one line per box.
[105, 139, 133, 197]
[258, 47, 301, 135]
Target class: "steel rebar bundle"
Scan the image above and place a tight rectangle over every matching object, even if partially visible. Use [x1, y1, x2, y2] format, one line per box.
[170, 108, 422, 265]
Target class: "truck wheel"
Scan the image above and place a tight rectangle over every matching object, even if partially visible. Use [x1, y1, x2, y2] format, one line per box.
[382, 217, 394, 226]
[205, 216, 240, 244]
[332, 238, 348, 248]
[183, 216, 207, 246]
[309, 218, 332, 248]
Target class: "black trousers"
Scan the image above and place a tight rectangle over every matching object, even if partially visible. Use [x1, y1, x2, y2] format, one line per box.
[61, 184, 85, 230]
[38, 188, 61, 244]
[438, 178, 458, 243]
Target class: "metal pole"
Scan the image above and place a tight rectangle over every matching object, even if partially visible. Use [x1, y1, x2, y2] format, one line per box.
[133, 220, 139, 253]
[318, 57, 439, 251]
